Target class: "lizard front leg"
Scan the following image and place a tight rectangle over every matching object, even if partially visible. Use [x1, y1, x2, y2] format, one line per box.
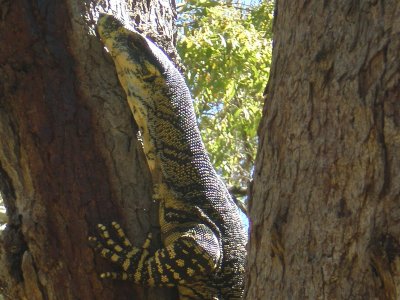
[89, 222, 221, 288]
[89, 222, 152, 281]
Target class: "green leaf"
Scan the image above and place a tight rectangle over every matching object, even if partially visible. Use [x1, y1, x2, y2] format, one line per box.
[177, 0, 274, 190]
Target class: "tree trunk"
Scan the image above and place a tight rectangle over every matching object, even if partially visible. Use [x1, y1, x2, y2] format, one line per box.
[0, 1, 178, 299]
[247, 1, 400, 299]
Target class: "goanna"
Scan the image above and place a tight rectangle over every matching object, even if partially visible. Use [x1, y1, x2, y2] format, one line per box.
[89, 14, 247, 300]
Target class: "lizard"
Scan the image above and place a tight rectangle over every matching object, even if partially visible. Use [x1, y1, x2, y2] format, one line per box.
[89, 13, 247, 300]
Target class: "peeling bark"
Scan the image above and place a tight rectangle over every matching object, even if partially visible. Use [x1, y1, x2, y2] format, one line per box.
[247, 1, 400, 299]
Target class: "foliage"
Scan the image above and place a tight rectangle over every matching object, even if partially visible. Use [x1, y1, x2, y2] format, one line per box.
[177, 0, 274, 193]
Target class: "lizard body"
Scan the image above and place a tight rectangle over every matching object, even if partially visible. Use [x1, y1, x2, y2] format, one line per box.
[90, 14, 247, 300]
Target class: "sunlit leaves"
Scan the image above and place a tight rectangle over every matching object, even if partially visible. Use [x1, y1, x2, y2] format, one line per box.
[177, 0, 274, 192]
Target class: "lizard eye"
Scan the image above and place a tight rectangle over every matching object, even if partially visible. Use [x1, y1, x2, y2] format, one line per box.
[142, 74, 157, 82]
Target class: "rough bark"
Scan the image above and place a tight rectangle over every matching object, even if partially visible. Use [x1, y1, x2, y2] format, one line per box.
[247, 1, 400, 299]
[0, 0, 177, 299]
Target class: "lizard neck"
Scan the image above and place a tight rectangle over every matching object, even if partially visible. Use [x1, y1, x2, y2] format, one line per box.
[125, 91, 164, 185]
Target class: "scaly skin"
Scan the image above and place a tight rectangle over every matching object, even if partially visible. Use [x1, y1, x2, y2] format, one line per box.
[89, 14, 247, 299]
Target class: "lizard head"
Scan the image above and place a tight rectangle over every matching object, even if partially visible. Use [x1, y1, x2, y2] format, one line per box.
[97, 14, 165, 90]
[96, 13, 194, 133]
